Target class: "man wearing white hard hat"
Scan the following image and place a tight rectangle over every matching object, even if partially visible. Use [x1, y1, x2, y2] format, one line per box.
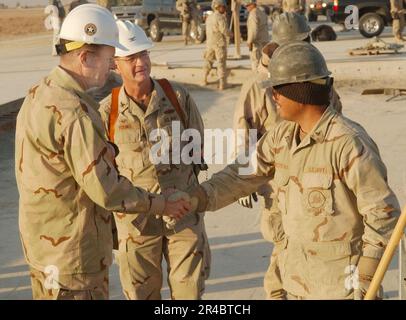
[15, 4, 190, 300]
[99, 20, 211, 300]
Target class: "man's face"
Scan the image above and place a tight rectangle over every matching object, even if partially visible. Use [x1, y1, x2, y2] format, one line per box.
[218, 5, 226, 14]
[245, 3, 255, 11]
[83, 45, 115, 88]
[114, 50, 151, 86]
[272, 88, 303, 121]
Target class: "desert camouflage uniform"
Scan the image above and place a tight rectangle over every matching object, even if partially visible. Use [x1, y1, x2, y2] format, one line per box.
[390, 0, 405, 41]
[203, 9, 228, 86]
[233, 71, 343, 298]
[176, 0, 200, 44]
[247, 7, 270, 71]
[15, 67, 166, 300]
[202, 106, 399, 299]
[99, 80, 211, 300]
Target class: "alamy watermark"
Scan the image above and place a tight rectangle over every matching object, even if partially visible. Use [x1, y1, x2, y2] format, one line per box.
[148, 121, 258, 175]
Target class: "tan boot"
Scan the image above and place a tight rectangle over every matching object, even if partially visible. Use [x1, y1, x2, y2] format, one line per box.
[395, 36, 405, 43]
[202, 71, 209, 86]
[219, 78, 226, 91]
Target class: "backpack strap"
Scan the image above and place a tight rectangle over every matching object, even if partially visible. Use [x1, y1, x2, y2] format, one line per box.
[108, 87, 121, 143]
[157, 78, 187, 128]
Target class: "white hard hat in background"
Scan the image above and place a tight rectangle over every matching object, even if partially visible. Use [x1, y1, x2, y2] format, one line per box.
[58, 4, 126, 52]
[115, 20, 154, 57]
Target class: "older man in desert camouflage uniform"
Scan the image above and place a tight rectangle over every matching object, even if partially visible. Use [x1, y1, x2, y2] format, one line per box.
[189, 41, 399, 300]
[99, 20, 210, 300]
[15, 4, 189, 300]
[203, 0, 229, 90]
[242, 0, 270, 71]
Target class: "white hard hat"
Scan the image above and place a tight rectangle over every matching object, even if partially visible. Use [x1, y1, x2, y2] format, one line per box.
[58, 4, 126, 52]
[115, 20, 154, 57]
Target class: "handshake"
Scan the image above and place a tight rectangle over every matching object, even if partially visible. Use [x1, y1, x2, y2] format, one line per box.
[160, 186, 208, 229]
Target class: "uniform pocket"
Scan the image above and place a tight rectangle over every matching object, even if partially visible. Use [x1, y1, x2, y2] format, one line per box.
[116, 142, 145, 172]
[304, 241, 352, 296]
[302, 173, 334, 217]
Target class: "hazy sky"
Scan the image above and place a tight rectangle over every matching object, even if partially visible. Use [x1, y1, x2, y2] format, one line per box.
[1, 0, 96, 8]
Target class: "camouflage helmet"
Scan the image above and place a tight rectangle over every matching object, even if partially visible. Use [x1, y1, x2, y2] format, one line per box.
[271, 12, 311, 45]
[267, 41, 331, 87]
[211, 0, 227, 10]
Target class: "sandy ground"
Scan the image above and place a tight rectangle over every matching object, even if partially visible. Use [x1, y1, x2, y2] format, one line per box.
[0, 84, 405, 300]
[0, 8, 52, 40]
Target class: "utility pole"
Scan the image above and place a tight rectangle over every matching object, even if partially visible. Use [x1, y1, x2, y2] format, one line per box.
[231, 0, 241, 59]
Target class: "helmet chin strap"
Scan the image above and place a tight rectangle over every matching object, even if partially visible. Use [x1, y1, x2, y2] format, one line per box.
[56, 41, 86, 55]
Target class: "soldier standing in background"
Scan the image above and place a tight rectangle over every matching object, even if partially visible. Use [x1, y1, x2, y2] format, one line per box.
[390, 0, 405, 43]
[242, 0, 270, 71]
[176, 0, 200, 45]
[203, 0, 229, 90]
[46, 1, 66, 56]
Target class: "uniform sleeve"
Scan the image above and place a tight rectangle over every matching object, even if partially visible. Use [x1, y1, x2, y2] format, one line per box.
[98, 95, 112, 136]
[232, 82, 254, 157]
[218, 14, 228, 37]
[247, 11, 259, 45]
[176, 0, 183, 12]
[341, 135, 400, 259]
[63, 113, 166, 214]
[200, 130, 276, 211]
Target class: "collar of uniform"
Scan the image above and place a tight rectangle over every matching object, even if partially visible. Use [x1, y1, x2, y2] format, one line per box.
[309, 106, 337, 143]
[49, 66, 99, 111]
[296, 106, 337, 146]
[144, 79, 168, 119]
[283, 106, 337, 152]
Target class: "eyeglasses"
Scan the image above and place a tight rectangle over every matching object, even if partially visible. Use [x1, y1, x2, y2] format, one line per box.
[115, 51, 150, 63]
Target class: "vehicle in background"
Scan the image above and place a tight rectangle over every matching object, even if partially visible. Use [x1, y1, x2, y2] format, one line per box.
[307, 0, 329, 22]
[328, 0, 406, 38]
[111, 0, 250, 43]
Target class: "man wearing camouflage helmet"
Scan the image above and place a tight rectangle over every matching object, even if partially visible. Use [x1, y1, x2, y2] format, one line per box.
[203, 0, 229, 90]
[15, 4, 190, 300]
[242, 0, 270, 71]
[233, 12, 342, 299]
[99, 21, 211, 300]
[189, 41, 399, 299]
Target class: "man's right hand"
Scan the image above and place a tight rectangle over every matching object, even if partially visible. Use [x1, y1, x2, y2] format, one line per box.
[163, 196, 191, 220]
